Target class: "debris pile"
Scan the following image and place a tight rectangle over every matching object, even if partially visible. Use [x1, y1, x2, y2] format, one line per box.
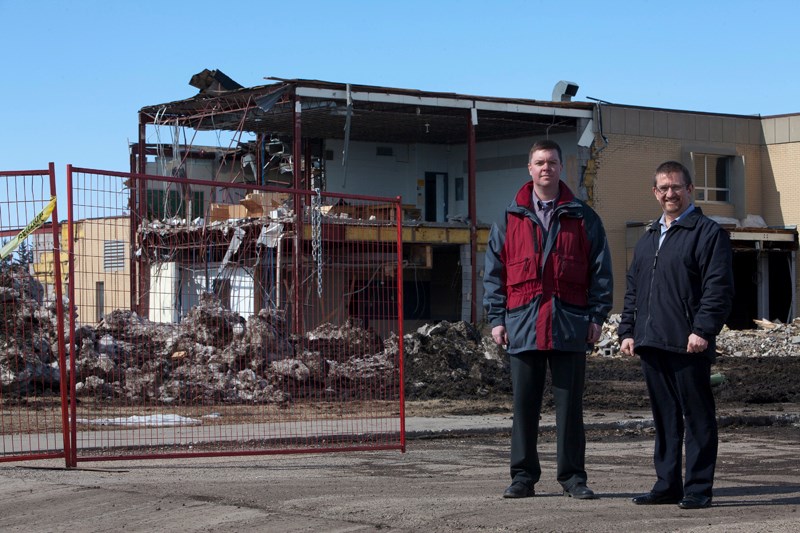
[716, 319, 800, 357]
[73, 296, 336, 405]
[2, 264, 800, 407]
[594, 314, 622, 356]
[400, 321, 511, 400]
[0, 265, 61, 393]
[591, 314, 800, 358]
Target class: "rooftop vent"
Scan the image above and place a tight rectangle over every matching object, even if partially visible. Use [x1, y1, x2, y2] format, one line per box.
[552, 80, 579, 102]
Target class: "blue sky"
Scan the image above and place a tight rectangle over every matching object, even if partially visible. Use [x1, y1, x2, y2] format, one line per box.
[1, 0, 798, 175]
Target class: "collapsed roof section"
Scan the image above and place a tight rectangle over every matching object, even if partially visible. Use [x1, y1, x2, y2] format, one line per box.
[135, 72, 596, 326]
[138, 75, 594, 146]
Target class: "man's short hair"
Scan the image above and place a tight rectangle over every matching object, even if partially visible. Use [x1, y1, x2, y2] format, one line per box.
[654, 161, 693, 187]
[529, 140, 563, 164]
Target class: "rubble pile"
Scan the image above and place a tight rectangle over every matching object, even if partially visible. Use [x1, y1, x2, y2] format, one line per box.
[2, 263, 800, 406]
[74, 296, 315, 405]
[400, 321, 511, 400]
[593, 314, 622, 356]
[0, 266, 61, 393]
[590, 314, 800, 359]
[716, 319, 800, 357]
[0, 274, 402, 404]
[305, 318, 384, 359]
[300, 319, 394, 398]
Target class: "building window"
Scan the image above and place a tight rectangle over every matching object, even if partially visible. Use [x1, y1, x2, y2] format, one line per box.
[693, 154, 731, 203]
[96, 281, 105, 321]
[146, 189, 204, 220]
[103, 240, 125, 272]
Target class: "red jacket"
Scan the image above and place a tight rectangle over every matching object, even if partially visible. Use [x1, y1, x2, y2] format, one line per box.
[483, 181, 613, 353]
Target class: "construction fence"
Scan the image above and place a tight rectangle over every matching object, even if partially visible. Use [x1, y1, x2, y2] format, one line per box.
[1, 165, 405, 466]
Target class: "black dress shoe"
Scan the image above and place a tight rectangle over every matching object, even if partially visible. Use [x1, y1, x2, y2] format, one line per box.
[563, 483, 598, 500]
[503, 481, 535, 498]
[678, 493, 712, 509]
[632, 492, 682, 505]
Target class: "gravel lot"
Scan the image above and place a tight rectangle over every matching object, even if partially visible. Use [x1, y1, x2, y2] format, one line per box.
[1, 424, 798, 532]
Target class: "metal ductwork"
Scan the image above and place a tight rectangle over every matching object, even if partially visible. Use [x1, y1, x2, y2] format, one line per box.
[552, 80, 579, 102]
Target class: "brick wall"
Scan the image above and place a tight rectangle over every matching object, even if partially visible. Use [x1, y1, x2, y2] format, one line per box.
[593, 104, 771, 314]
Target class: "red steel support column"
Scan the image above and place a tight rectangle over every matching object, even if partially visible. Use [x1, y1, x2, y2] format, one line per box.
[467, 109, 478, 323]
[395, 197, 406, 452]
[292, 93, 304, 335]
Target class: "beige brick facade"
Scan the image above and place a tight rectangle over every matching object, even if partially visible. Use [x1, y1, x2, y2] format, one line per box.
[593, 105, 797, 316]
[70, 217, 131, 324]
[761, 140, 800, 227]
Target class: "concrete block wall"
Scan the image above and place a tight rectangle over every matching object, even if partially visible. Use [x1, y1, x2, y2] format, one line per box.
[593, 134, 682, 313]
[760, 117, 800, 320]
[761, 118, 800, 228]
[594, 105, 768, 313]
[761, 143, 800, 227]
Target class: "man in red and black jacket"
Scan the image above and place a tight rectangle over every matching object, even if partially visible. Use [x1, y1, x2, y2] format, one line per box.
[483, 139, 613, 500]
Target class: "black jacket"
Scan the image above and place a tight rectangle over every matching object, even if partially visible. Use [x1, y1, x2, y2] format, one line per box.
[618, 207, 733, 360]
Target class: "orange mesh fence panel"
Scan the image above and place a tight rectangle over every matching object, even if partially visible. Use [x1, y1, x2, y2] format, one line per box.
[0, 166, 68, 463]
[67, 168, 404, 462]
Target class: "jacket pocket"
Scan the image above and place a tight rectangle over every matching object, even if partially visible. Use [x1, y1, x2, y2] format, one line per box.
[682, 299, 694, 334]
[553, 252, 589, 306]
[552, 299, 590, 351]
[554, 253, 589, 287]
[506, 257, 538, 310]
[506, 257, 537, 285]
[505, 297, 539, 351]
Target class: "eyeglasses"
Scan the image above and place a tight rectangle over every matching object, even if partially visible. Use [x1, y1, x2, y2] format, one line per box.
[654, 184, 687, 195]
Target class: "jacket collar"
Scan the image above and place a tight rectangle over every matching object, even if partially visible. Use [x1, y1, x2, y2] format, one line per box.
[646, 206, 704, 232]
[513, 180, 576, 211]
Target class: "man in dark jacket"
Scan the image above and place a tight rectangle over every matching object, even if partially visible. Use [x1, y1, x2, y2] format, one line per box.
[483, 140, 613, 500]
[619, 160, 733, 510]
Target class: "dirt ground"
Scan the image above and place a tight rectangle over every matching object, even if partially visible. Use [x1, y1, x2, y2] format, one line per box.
[1, 424, 797, 532]
[405, 353, 800, 417]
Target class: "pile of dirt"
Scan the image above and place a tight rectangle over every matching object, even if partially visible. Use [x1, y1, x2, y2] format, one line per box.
[400, 321, 510, 400]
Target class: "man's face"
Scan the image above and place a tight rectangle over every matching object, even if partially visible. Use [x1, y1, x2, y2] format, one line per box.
[528, 149, 562, 190]
[654, 171, 693, 218]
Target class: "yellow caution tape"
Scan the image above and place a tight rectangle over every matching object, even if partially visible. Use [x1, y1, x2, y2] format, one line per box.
[0, 196, 57, 260]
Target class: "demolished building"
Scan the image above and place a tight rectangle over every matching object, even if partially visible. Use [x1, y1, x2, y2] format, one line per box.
[124, 71, 798, 336]
[26, 70, 796, 347]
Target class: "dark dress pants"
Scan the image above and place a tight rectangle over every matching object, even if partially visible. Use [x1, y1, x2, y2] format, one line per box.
[640, 349, 717, 498]
[509, 350, 587, 490]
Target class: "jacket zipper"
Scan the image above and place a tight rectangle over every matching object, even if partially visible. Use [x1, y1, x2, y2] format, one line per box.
[642, 236, 660, 346]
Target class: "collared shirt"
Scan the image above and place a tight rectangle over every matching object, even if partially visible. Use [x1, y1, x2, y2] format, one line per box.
[533, 192, 558, 231]
[658, 204, 695, 248]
